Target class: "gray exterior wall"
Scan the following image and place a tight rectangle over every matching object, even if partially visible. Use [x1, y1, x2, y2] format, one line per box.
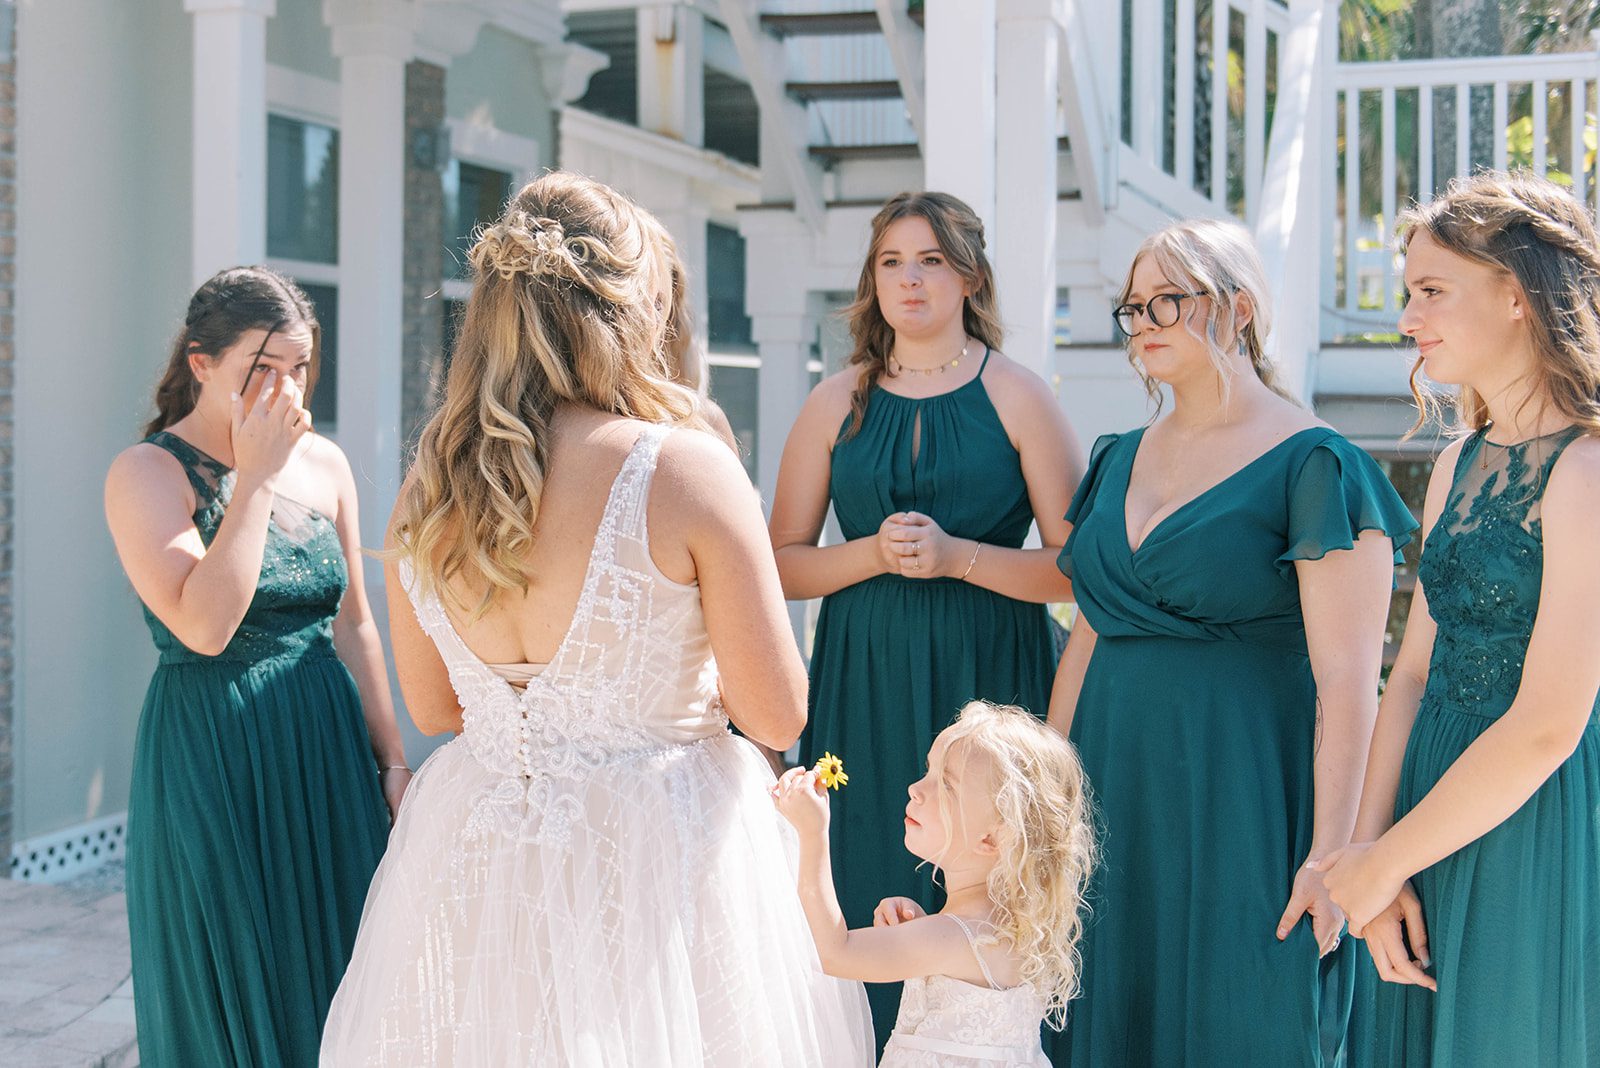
[14, 0, 192, 845]
[0, 0, 15, 866]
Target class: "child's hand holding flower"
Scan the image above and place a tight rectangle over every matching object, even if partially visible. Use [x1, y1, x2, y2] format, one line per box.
[772, 767, 831, 837]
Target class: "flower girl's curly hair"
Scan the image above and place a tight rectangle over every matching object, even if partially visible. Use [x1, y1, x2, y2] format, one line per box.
[937, 700, 1096, 1030]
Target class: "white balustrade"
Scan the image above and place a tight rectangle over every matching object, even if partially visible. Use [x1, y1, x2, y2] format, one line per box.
[1326, 48, 1600, 336]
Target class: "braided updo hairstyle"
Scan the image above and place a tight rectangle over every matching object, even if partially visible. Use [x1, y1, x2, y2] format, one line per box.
[143, 266, 319, 438]
[1398, 170, 1600, 438]
[392, 171, 707, 614]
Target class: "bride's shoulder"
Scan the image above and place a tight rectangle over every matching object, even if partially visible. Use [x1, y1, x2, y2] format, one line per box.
[654, 422, 751, 500]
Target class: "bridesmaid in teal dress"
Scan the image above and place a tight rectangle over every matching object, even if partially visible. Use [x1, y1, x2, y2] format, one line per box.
[769, 192, 1084, 1044]
[104, 268, 407, 1066]
[1319, 172, 1600, 1065]
[1046, 219, 1416, 1066]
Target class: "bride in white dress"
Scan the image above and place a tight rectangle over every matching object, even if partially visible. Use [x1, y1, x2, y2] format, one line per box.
[320, 173, 873, 1066]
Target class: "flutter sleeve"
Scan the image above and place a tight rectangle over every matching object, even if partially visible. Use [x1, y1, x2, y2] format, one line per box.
[1058, 431, 1124, 582]
[1275, 434, 1420, 574]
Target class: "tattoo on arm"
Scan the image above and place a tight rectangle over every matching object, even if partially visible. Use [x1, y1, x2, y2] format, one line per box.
[1313, 696, 1324, 758]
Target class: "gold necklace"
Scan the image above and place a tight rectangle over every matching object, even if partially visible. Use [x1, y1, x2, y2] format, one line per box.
[890, 340, 968, 377]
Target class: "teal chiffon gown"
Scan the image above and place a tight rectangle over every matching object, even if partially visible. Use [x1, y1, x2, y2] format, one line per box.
[125, 431, 390, 1066]
[800, 351, 1059, 1046]
[1049, 427, 1416, 1067]
[1364, 426, 1600, 1065]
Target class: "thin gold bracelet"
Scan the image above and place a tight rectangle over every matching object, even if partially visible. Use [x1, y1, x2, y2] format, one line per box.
[959, 542, 981, 581]
[379, 764, 411, 777]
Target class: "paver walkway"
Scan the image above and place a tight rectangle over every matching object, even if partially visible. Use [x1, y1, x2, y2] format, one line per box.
[0, 870, 137, 1067]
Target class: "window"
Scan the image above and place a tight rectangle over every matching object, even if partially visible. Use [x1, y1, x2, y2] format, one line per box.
[441, 298, 467, 378]
[301, 284, 338, 429]
[268, 113, 341, 432]
[267, 115, 339, 264]
[709, 359, 759, 482]
[707, 222, 754, 352]
[443, 161, 514, 281]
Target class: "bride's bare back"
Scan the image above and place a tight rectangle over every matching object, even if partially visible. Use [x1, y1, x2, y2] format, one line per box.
[385, 405, 806, 749]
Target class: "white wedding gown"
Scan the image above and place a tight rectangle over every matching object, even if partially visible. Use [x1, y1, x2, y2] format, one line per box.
[321, 426, 874, 1066]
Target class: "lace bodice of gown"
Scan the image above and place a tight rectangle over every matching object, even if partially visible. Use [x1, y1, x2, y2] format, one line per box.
[141, 430, 346, 665]
[882, 916, 1049, 1066]
[400, 425, 725, 782]
[1418, 426, 1589, 718]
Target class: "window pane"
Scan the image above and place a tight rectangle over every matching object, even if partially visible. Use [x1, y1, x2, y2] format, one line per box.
[707, 222, 754, 352]
[300, 283, 338, 430]
[267, 115, 339, 264]
[708, 362, 758, 483]
[442, 298, 467, 377]
[444, 161, 514, 280]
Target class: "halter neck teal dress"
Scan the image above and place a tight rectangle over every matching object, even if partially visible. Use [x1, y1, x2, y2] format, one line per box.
[1049, 426, 1416, 1067]
[799, 349, 1059, 1045]
[1364, 426, 1600, 1065]
[125, 432, 390, 1066]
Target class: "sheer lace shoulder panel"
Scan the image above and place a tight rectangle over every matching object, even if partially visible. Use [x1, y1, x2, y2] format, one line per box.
[946, 915, 1003, 991]
[1441, 427, 1584, 540]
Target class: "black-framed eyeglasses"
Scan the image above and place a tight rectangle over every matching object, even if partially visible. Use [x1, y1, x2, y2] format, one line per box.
[1113, 292, 1202, 338]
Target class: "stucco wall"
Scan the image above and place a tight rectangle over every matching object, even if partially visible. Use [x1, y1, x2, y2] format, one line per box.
[15, 0, 192, 842]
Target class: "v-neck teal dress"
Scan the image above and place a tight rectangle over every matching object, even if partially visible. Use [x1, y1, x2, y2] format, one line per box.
[1047, 426, 1416, 1067]
[1363, 427, 1600, 1066]
[800, 351, 1059, 1046]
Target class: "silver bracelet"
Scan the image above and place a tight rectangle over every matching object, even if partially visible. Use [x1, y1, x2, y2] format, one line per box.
[379, 764, 411, 777]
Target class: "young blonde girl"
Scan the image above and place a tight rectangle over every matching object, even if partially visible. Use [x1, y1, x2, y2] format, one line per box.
[774, 700, 1095, 1066]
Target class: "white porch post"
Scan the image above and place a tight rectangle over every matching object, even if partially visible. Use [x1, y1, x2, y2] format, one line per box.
[638, 4, 704, 147]
[1253, 0, 1331, 401]
[753, 311, 815, 502]
[923, 0, 997, 236]
[185, 0, 274, 284]
[995, 0, 1061, 376]
[325, 0, 411, 552]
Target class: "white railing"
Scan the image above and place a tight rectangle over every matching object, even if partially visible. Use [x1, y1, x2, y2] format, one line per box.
[1120, 0, 1290, 220]
[759, 0, 916, 148]
[1325, 44, 1600, 337]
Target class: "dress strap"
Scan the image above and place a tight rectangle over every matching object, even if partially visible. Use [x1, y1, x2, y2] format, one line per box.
[144, 430, 232, 510]
[975, 343, 992, 376]
[946, 914, 1002, 990]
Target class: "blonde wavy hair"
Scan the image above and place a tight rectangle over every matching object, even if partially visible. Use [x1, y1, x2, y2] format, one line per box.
[1397, 170, 1600, 440]
[392, 171, 706, 612]
[1118, 217, 1294, 416]
[933, 701, 1096, 1030]
[840, 191, 1005, 440]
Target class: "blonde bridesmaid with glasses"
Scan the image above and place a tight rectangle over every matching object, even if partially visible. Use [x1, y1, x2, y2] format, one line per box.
[1046, 219, 1417, 1066]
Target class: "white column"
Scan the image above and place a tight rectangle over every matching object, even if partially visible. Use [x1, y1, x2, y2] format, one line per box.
[326, 0, 411, 551]
[753, 312, 815, 508]
[185, 0, 275, 284]
[638, 4, 704, 147]
[923, 0, 996, 236]
[995, 0, 1060, 377]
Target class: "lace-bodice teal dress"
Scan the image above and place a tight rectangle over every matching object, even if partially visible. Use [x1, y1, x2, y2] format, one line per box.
[1047, 427, 1417, 1067]
[799, 352, 1059, 1045]
[125, 432, 390, 1067]
[1365, 427, 1600, 1066]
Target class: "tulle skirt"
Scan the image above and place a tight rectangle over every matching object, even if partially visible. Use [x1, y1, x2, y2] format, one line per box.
[320, 729, 874, 1066]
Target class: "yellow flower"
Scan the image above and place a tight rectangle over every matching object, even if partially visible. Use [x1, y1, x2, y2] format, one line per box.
[814, 752, 848, 791]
